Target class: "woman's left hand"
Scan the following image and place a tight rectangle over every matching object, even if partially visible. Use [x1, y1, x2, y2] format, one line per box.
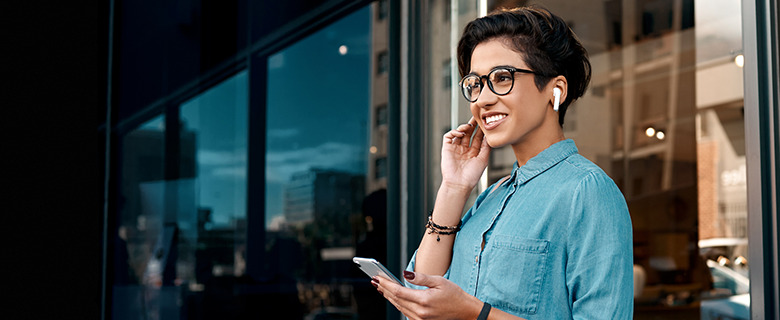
[373, 271, 481, 320]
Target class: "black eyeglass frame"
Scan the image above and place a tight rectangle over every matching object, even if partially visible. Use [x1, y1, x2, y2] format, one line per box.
[459, 67, 539, 102]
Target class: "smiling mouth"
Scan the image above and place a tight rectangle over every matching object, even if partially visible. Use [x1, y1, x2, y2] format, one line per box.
[484, 114, 507, 125]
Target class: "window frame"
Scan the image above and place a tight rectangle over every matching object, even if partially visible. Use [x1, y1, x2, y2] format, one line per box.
[742, 0, 780, 319]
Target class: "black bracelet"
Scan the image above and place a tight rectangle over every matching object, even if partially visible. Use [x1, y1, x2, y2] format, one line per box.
[477, 301, 491, 320]
[427, 214, 462, 231]
[425, 214, 462, 241]
[425, 225, 458, 241]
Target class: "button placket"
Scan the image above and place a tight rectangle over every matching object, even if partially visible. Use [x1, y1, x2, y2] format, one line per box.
[474, 183, 517, 294]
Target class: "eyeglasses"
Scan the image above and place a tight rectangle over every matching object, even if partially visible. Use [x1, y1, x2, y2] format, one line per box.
[459, 67, 538, 102]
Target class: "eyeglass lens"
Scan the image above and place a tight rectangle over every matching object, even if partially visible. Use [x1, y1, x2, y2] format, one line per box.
[461, 69, 515, 102]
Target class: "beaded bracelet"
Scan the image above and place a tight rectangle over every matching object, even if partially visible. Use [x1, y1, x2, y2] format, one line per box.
[425, 214, 462, 241]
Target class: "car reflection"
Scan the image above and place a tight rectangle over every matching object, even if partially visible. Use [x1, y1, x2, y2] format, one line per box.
[700, 259, 750, 320]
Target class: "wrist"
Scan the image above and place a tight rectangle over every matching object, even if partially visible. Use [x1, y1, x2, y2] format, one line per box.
[438, 181, 474, 197]
[431, 186, 470, 225]
[467, 295, 485, 320]
[476, 301, 491, 320]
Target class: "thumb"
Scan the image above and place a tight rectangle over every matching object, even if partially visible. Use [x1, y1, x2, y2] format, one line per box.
[403, 271, 443, 288]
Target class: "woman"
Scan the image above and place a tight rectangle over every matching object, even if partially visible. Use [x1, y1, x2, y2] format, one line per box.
[373, 7, 633, 320]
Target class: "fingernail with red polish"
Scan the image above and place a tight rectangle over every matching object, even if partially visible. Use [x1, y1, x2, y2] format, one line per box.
[403, 271, 415, 280]
[371, 279, 379, 288]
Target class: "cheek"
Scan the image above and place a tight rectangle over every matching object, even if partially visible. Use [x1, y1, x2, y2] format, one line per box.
[470, 104, 480, 120]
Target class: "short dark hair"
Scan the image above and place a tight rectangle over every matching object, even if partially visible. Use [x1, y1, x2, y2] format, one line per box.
[457, 7, 591, 126]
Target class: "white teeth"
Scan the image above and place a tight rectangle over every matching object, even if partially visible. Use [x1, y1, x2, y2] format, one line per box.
[485, 114, 507, 125]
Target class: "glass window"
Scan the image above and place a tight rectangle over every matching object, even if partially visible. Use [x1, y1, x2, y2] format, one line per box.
[265, 4, 388, 319]
[112, 70, 248, 319]
[377, 0, 388, 20]
[426, 0, 749, 318]
[375, 157, 387, 179]
[376, 104, 388, 126]
[113, 115, 166, 319]
[425, 0, 482, 214]
[179, 70, 249, 290]
[376, 50, 389, 75]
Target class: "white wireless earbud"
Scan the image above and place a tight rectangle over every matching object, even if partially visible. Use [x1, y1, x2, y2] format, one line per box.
[553, 87, 562, 112]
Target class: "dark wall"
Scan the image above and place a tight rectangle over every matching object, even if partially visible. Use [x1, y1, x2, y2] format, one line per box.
[3, 0, 105, 318]
[111, 0, 344, 125]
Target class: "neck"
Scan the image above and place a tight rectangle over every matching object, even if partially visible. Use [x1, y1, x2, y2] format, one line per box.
[511, 119, 565, 167]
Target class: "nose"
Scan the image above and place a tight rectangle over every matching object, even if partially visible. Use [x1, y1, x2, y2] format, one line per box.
[475, 85, 498, 108]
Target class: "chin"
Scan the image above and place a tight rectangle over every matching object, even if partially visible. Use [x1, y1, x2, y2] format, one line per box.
[485, 136, 506, 149]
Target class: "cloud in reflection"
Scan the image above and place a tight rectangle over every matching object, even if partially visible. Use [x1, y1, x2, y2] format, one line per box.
[266, 142, 364, 183]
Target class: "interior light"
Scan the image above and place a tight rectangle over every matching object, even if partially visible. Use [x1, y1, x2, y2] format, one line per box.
[656, 130, 666, 140]
[734, 54, 744, 68]
[339, 45, 348, 55]
[645, 127, 656, 137]
[369, 146, 377, 154]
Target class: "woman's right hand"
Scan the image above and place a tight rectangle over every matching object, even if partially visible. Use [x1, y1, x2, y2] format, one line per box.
[441, 117, 491, 193]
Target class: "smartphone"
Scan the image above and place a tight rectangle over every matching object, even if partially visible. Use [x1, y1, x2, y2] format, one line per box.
[353, 257, 403, 285]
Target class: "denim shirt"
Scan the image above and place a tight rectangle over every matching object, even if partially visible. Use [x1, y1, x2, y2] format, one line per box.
[407, 139, 633, 319]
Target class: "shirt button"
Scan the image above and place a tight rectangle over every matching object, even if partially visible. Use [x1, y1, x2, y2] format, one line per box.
[475, 255, 479, 263]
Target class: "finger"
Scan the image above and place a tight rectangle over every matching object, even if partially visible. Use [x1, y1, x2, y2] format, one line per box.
[443, 131, 466, 145]
[456, 123, 474, 132]
[457, 118, 478, 135]
[378, 275, 430, 304]
[444, 136, 460, 145]
[403, 271, 444, 290]
[450, 124, 473, 147]
[446, 130, 466, 137]
[380, 290, 416, 319]
[454, 127, 474, 147]
[443, 131, 466, 140]
[374, 277, 422, 316]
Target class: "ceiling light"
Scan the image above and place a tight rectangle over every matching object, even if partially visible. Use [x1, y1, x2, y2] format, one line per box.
[734, 54, 744, 68]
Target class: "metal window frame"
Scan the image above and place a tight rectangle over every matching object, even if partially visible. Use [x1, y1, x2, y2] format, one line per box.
[401, 0, 426, 274]
[387, 0, 402, 318]
[742, 0, 779, 319]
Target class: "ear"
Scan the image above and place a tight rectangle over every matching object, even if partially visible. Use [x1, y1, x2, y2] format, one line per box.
[550, 76, 568, 111]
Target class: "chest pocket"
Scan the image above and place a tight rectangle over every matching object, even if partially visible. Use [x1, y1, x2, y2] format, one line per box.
[481, 235, 549, 315]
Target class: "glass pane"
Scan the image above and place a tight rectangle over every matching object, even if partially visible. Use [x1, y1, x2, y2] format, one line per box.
[113, 115, 166, 319]
[426, 0, 748, 318]
[112, 70, 249, 319]
[426, 0, 483, 214]
[177, 70, 249, 317]
[265, 4, 387, 319]
[180, 71, 248, 229]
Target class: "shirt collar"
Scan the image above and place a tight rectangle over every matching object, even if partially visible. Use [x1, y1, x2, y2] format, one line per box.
[507, 139, 578, 186]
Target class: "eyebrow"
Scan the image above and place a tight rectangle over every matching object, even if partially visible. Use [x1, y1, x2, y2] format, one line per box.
[467, 65, 519, 76]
